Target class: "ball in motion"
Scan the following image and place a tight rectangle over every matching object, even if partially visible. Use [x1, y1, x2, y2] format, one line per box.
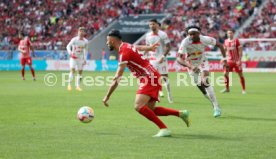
[77, 106, 94, 123]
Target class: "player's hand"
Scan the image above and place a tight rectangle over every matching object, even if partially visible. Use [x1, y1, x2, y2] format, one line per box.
[70, 53, 77, 59]
[83, 60, 86, 65]
[236, 61, 241, 65]
[223, 60, 229, 71]
[102, 96, 109, 107]
[192, 66, 200, 73]
[158, 56, 164, 64]
[149, 42, 160, 51]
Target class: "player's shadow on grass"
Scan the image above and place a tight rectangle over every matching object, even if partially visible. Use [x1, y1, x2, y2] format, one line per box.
[223, 115, 276, 122]
[170, 134, 240, 141]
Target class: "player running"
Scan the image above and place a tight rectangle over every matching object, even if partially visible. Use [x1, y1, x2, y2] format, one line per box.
[66, 27, 88, 91]
[145, 19, 173, 103]
[177, 26, 229, 118]
[18, 32, 36, 81]
[102, 30, 190, 137]
[221, 30, 246, 94]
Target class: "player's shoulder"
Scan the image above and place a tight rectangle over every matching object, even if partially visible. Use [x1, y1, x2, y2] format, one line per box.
[181, 37, 190, 45]
[158, 30, 169, 38]
[200, 35, 214, 40]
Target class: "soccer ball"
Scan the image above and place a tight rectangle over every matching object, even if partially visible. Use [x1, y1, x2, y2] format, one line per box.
[77, 106, 94, 123]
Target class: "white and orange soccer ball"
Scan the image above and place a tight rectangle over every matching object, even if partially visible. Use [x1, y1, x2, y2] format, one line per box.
[77, 106, 94, 123]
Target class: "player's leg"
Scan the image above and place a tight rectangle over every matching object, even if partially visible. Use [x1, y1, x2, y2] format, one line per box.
[237, 67, 246, 94]
[27, 58, 36, 80]
[151, 61, 164, 98]
[190, 70, 209, 99]
[201, 71, 221, 117]
[160, 61, 173, 103]
[147, 100, 190, 127]
[76, 69, 83, 91]
[221, 63, 230, 93]
[20, 58, 26, 80]
[135, 94, 170, 137]
[68, 58, 76, 90]
[76, 59, 84, 91]
[161, 74, 173, 103]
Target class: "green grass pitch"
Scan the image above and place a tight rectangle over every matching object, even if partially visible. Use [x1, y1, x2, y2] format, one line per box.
[0, 71, 276, 159]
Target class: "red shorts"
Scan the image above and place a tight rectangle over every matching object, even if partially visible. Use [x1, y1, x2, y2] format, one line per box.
[20, 57, 32, 66]
[224, 61, 242, 73]
[136, 74, 162, 102]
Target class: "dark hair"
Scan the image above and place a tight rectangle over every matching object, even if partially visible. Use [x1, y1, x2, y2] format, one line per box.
[157, 22, 161, 27]
[185, 25, 201, 33]
[18, 32, 24, 36]
[108, 29, 122, 39]
[149, 19, 158, 24]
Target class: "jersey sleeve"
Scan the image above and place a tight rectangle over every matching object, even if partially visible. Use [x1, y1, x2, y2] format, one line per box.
[201, 36, 216, 46]
[118, 51, 130, 65]
[161, 32, 170, 44]
[145, 34, 150, 45]
[66, 38, 74, 54]
[26, 38, 31, 46]
[236, 39, 241, 48]
[178, 40, 187, 55]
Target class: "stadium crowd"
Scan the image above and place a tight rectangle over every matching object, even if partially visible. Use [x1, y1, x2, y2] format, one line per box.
[238, 0, 276, 51]
[161, 0, 262, 51]
[0, 0, 274, 52]
[0, 0, 167, 50]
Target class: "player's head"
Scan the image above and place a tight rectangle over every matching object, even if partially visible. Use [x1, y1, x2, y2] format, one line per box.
[186, 25, 201, 42]
[78, 27, 86, 37]
[18, 32, 24, 39]
[149, 19, 159, 32]
[227, 30, 234, 39]
[106, 29, 122, 51]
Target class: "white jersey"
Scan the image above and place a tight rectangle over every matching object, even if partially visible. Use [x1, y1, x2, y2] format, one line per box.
[145, 30, 170, 61]
[178, 35, 216, 67]
[66, 36, 88, 60]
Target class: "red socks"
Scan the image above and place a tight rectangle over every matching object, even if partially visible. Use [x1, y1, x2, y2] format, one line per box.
[224, 75, 229, 90]
[153, 107, 179, 117]
[240, 76, 245, 91]
[31, 68, 35, 78]
[138, 106, 167, 129]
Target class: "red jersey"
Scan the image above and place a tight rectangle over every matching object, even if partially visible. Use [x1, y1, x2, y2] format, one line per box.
[224, 39, 241, 62]
[18, 38, 31, 58]
[118, 42, 159, 78]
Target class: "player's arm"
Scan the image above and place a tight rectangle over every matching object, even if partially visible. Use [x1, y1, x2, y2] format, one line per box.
[135, 42, 159, 52]
[29, 42, 35, 57]
[66, 39, 76, 58]
[102, 63, 127, 107]
[216, 42, 228, 68]
[237, 39, 243, 62]
[83, 42, 88, 65]
[18, 45, 25, 53]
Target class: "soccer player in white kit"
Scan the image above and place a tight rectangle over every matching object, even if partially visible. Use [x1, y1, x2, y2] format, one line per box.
[177, 26, 229, 117]
[66, 27, 88, 91]
[145, 19, 173, 103]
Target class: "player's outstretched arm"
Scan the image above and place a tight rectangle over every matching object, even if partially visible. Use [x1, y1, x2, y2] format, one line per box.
[102, 63, 127, 107]
[135, 42, 159, 52]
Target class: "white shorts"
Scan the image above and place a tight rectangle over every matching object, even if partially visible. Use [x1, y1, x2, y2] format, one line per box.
[150, 59, 168, 75]
[188, 60, 210, 84]
[69, 58, 84, 70]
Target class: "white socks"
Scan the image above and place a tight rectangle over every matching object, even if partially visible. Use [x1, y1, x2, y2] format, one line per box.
[205, 86, 220, 110]
[76, 74, 82, 87]
[69, 72, 74, 85]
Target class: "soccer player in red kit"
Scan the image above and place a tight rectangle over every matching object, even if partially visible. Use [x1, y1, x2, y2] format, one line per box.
[18, 33, 36, 80]
[221, 30, 246, 94]
[102, 30, 190, 137]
